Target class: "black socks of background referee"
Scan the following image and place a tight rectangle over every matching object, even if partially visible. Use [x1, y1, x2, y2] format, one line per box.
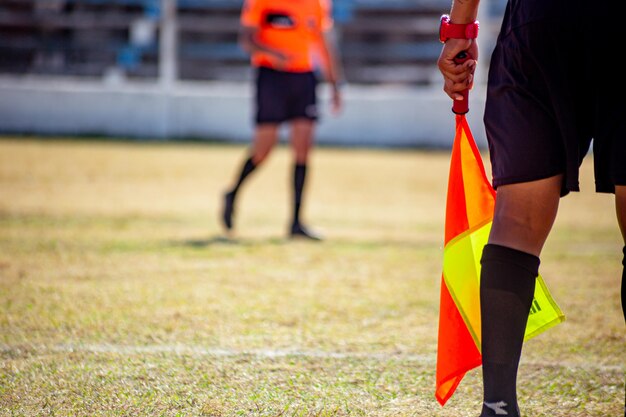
[292, 163, 307, 226]
[479, 244, 539, 417]
[229, 156, 256, 199]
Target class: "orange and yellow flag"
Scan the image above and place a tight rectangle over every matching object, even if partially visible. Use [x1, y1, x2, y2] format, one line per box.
[435, 115, 565, 406]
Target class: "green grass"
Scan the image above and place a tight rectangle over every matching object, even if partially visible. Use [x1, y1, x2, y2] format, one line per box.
[0, 137, 623, 416]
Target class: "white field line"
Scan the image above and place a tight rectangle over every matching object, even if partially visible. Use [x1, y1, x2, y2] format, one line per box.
[52, 344, 436, 363]
[1, 343, 624, 373]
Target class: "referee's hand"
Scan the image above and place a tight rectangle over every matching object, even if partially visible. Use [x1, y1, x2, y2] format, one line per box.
[438, 39, 478, 101]
[271, 50, 292, 71]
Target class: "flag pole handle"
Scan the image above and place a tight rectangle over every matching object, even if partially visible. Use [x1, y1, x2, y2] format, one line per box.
[452, 51, 470, 115]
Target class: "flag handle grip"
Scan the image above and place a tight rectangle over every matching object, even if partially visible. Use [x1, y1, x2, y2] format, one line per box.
[452, 51, 470, 115]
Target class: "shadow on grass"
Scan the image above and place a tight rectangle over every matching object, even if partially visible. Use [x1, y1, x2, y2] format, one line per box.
[170, 235, 292, 248]
[169, 235, 432, 251]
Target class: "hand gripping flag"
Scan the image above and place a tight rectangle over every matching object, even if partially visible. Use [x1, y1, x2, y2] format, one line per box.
[435, 56, 565, 406]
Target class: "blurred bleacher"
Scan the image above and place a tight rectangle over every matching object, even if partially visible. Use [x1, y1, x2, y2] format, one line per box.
[0, 0, 161, 79]
[0, 0, 457, 86]
[0, 0, 504, 146]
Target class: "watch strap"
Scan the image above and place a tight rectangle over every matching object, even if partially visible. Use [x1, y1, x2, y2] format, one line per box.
[440, 15, 479, 42]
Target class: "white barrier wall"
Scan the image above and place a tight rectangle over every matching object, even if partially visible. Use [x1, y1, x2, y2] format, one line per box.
[0, 77, 488, 149]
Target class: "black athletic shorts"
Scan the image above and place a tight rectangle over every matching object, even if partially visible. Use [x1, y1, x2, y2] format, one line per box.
[254, 66, 318, 125]
[484, 12, 626, 195]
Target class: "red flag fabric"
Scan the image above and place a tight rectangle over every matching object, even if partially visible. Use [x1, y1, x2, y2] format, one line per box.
[435, 115, 490, 405]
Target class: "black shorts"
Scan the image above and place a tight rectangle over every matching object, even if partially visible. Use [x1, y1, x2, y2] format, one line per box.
[255, 66, 318, 125]
[484, 16, 626, 195]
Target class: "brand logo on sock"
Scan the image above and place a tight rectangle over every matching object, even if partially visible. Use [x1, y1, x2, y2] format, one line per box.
[484, 401, 509, 415]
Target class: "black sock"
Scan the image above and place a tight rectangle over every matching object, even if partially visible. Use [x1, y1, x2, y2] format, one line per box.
[229, 156, 256, 198]
[293, 163, 307, 225]
[622, 246, 626, 324]
[480, 244, 539, 417]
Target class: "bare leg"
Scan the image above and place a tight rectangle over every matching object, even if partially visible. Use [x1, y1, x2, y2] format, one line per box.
[290, 118, 315, 165]
[480, 175, 562, 417]
[251, 124, 280, 165]
[489, 175, 563, 256]
[615, 185, 626, 323]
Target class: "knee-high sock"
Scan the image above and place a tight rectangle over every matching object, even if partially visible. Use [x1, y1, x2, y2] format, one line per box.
[293, 163, 307, 225]
[229, 157, 256, 199]
[480, 244, 539, 417]
[622, 246, 626, 323]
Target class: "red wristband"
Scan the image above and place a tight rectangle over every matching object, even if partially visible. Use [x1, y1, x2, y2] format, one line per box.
[439, 15, 479, 43]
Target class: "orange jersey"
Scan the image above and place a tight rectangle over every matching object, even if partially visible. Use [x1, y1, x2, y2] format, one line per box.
[240, 0, 333, 72]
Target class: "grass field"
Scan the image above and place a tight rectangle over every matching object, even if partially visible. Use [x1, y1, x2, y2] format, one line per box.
[0, 137, 623, 416]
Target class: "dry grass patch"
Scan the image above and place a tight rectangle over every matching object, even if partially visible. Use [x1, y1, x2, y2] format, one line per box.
[0, 138, 623, 416]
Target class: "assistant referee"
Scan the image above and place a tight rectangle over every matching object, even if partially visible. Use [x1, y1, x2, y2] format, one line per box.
[221, 0, 343, 240]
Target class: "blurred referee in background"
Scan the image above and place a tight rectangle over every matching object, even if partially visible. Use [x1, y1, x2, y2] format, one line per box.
[221, 0, 343, 240]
